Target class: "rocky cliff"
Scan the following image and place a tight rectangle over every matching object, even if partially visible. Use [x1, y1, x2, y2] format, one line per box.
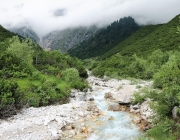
[39, 26, 98, 52]
[10, 27, 40, 43]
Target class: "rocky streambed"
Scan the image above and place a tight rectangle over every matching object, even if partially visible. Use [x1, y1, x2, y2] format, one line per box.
[0, 75, 154, 140]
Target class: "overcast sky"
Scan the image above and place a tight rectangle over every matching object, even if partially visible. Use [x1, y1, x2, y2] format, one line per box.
[0, 0, 180, 37]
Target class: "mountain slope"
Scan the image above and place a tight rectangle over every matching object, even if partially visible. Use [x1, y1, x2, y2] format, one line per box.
[100, 24, 163, 59]
[0, 25, 17, 42]
[68, 17, 141, 59]
[40, 26, 98, 52]
[111, 14, 180, 58]
[0, 25, 88, 118]
[10, 27, 40, 43]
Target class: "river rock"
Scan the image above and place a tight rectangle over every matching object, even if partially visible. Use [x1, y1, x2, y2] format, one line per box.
[132, 116, 141, 124]
[139, 100, 154, 122]
[65, 125, 72, 130]
[78, 111, 85, 117]
[76, 95, 86, 101]
[132, 104, 140, 110]
[108, 116, 114, 120]
[70, 92, 76, 98]
[119, 101, 131, 105]
[108, 103, 120, 111]
[104, 92, 113, 99]
[130, 104, 140, 114]
[104, 92, 109, 98]
[172, 106, 180, 119]
[69, 130, 76, 136]
[89, 97, 94, 101]
[87, 105, 97, 111]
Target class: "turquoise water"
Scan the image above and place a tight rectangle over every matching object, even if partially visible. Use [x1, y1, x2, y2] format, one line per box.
[87, 88, 142, 140]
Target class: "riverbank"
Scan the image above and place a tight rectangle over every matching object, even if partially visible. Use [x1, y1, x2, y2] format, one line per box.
[61, 75, 154, 139]
[0, 75, 153, 140]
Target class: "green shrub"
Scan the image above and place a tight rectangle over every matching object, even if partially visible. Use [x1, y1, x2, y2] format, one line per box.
[26, 80, 71, 107]
[131, 87, 150, 105]
[76, 65, 88, 78]
[0, 79, 22, 118]
[153, 55, 180, 89]
[127, 54, 147, 79]
[71, 80, 88, 91]
[25, 92, 40, 107]
[92, 67, 105, 77]
[29, 71, 41, 80]
[146, 118, 177, 140]
[62, 68, 80, 82]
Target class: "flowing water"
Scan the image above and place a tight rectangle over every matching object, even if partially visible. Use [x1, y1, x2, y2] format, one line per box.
[87, 87, 142, 140]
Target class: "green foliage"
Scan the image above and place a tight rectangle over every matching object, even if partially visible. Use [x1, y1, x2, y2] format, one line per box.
[0, 79, 22, 117]
[68, 17, 140, 59]
[33, 50, 87, 78]
[0, 38, 34, 79]
[61, 68, 79, 82]
[7, 36, 34, 65]
[26, 80, 70, 106]
[0, 25, 88, 118]
[71, 79, 88, 91]
[101, 24, 162, 59]
[131, 87, 153, 105]
[0, 25, 19, 42]
[25, 92, 40, 107]
[146, 118, 177, 140]
[107, 14, 180, 58]
[127, 54, 147, 79]
[153, 54, 180, 89]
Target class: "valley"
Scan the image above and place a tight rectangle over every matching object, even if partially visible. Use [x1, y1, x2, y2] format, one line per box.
[0, 5, 180, 139]
[0, 73, 152, 140]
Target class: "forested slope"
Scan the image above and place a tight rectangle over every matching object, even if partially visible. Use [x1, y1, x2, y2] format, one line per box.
[100, 24, 163, 59]
[0, 25, 88, 118]
[0, 25, 19, 42]
[118, 14, 180, 57]
[68, 17, 141, 59]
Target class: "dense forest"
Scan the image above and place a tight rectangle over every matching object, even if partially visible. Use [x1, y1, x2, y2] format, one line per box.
[82, 14, 180, 140]
[68, 17, 141, 59]
[0, 26, 88, 118]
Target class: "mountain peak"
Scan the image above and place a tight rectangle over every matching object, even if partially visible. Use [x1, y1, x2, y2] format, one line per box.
[9, 27, 40, 43]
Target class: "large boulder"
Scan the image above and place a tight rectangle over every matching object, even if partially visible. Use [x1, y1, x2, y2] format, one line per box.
[104, 92, 112, 99]
[172, 106, 180, 119]
[130, 104, 140, 114]
[107, 103, 120, 111]
[139, 99, 154, 122]
[110, 85, 137, 102]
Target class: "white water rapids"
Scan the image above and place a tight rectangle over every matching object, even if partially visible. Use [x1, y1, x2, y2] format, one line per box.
[86, 87, 142, 140]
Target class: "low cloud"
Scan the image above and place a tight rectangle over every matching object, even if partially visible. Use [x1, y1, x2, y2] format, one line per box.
[53, 9, 66, 17]
[0, 0, 180, 37]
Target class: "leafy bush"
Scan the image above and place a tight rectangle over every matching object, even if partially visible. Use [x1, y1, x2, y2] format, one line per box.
[71, 80, 88, 91]
[61, 68, 80, 82]
[127, 54, 147, 79]
[146, 118, 177, 140]
[153, 54, 180, 89]
[92, 67, 105, 77]
[26, 80, 70, 107]
[75, 65, 88, 78]
[25, 92, 40, 107]
[131, 87, 152, 105]
[0, 79, 22, 118]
